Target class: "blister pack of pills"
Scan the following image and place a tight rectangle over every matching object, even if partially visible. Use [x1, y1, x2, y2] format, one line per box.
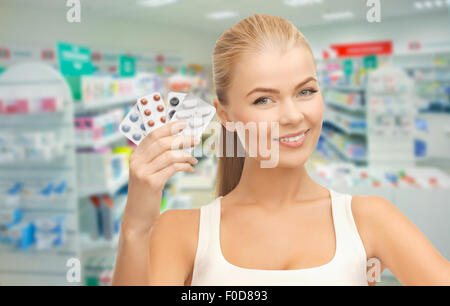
[170, 93, 216, 138]
[166, 91, 187, 123]
[119, 104, 147, 145]
[119, 92, 216, 149]
[137, 92, 167, 134]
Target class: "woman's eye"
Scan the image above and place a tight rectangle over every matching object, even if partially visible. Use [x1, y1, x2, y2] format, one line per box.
[298, 88, 318, 97]
[253, 97, 272, 105]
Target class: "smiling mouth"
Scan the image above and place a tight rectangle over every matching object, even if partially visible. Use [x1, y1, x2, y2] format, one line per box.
[273, 129, 310, 142]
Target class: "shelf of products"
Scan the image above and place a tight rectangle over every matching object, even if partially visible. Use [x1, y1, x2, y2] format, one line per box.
[325, 99, 365, 113]
[320, 132, 366, 163]
[392, 52, 450, 111]
[76, 131, 125, 149]
[366, 65, 419, 167]
[324, 106, 366, 136]
[74, 96, 137, 114]
[0, 63, 79, 285]
[78, 173, 129, 199]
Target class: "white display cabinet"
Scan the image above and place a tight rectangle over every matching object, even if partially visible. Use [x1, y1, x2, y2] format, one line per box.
[366, 65, 421, 168]
[0, 63, 79, 285]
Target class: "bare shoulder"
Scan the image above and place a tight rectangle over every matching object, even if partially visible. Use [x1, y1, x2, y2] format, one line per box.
[150, 208, 200, 253]
[148, 208, 200, 283]
[350, 194, 396, 219]
[349, 194, 397, 258]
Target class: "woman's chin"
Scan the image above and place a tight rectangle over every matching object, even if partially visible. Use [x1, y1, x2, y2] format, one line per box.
[276, 155, 308, 169]
[254, 152, 309, 169]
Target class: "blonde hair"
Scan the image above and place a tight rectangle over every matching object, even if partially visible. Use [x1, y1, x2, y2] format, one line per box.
[213, 14, 315, 197]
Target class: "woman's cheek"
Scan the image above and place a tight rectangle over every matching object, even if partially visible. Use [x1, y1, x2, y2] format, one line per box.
[303, 97, 325, 125]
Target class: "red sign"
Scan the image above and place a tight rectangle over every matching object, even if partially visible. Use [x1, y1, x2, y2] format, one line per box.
[330, 41, 392, 57]
[408, 41, 421, 51]
[41, 49, 55, 60]
[91, 52, 102, 61]
[0, 48, 11, 59]
[156, 53, 165, 63]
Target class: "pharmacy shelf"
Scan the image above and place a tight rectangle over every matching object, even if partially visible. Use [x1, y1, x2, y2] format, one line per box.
[78, 173, 129, 198]
[323, 119, 366, 136]
[176, 173, 215, 191]
[74, 95, 137, 114]
[0, 63, 80, 285]
[322, 135, 366, 163]
[75, 132, 124, 149]
[324, 107, 366, 136]
[325, 85, 365, 92]
[401, 65, 450, 70]
[326, 100, 365, 113]
[80, 234, 119, 254]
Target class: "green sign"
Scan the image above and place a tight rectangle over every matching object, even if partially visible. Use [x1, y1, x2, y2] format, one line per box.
[363, 55, 378, 70]
[57, 42, 93, 76]
[343, 59, 353, 76]
[0, 67, 5, 75]
[119, 55, 135, 77]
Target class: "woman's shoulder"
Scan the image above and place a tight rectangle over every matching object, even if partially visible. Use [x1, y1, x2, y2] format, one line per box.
[155, 207, 201, 246]
[350, 193, 396, 220]
[148, 207, 202, 276]
[349, 193, 397, 258]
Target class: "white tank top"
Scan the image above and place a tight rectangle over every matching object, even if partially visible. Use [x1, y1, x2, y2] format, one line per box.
[190, 189, 369, 286]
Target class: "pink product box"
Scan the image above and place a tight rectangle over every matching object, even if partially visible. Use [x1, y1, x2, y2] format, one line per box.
[83, 116, 103, 141]
[118, 80, 135, 96]
[1, 97, 60, 114]
[3, 98, 26, 114]
[41, 97, 58, 112]
[74, 118, 86, 140]
[15, 99, 29, 113]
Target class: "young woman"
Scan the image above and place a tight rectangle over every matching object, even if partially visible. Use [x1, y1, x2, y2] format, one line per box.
[112, 14, 450, 286]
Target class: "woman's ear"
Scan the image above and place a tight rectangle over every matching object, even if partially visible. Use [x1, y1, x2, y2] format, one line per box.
[214, 98, 236, 132]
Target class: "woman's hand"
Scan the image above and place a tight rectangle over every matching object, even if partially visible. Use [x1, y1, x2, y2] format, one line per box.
[121, 120, 199, 236]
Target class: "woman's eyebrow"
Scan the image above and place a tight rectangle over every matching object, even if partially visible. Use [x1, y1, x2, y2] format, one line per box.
[246, 76, 317, 97]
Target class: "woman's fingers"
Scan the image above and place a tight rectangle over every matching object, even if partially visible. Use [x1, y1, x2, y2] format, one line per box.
[143, 134, 199, 163]
[132, 120, 186, 159]
[147, 149, 198, 174]
[152, 162, 195, 186]
[138, 120, 187, 149]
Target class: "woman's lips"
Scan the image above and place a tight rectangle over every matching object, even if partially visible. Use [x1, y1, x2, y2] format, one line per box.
[274, 129, 310, 149]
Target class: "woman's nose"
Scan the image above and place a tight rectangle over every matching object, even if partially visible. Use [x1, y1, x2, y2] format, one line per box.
[278, 98, 304, 125]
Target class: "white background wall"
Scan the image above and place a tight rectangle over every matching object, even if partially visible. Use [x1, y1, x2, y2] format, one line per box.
[0, 5, 449, 66]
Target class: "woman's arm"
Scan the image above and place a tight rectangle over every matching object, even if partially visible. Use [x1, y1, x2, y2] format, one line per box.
[111, 120, 199, 286]
[353, 195, 450, 285]
[113, 208, 194, 286]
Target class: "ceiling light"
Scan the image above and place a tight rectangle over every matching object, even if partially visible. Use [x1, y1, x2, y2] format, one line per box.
[284, 0, 323, 6]
[322, 11, 354, 21]
[137, 0, 178, 7]
[205, 10, 239, 20]
[415, 0, 450, 8]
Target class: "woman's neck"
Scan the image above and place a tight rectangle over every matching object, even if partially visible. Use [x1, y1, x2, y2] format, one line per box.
[230, 157, 324, 209]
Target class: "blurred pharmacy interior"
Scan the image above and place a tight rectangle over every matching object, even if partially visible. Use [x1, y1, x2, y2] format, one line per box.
[0, 0, 449, 286]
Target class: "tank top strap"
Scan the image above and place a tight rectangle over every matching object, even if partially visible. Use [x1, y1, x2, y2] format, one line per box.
[193, 197, 222, 277]
[329, 189, 367, 262]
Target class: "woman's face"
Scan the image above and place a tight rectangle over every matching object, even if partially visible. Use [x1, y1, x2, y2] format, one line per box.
[217, 45, 324, 168]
